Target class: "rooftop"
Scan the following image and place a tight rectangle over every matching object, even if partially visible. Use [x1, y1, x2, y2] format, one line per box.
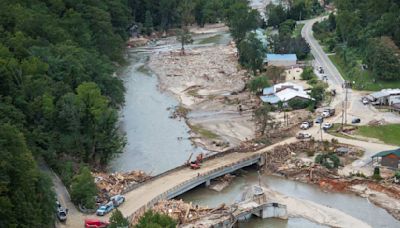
[372, 148, 400, 158]
[369, 89, 400, 99]
[265, 54, 297, 62]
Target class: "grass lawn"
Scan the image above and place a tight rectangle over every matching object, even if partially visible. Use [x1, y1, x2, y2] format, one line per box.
[329, 54, 400, 91]
[198, 34, 223, 45]
[292, 24, 304, 38]
[189, 124, 219, 139]
[355, 124, 400, 146]
[327, 124, 357, 140]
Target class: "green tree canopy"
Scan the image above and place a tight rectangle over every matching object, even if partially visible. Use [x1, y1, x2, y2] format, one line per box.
[109, 209, 129, 228]
[70, 166, 98, 209]
[238, 32, 266, 75]
[0, 124, 55, 227]
[136, 210, 177, 228]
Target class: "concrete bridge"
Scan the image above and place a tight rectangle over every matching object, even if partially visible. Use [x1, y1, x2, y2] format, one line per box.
[112, 138, 296, 223]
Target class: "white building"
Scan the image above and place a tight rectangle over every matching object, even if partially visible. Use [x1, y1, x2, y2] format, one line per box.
[260, 82, 312, 105]
[367, 89, 400, 105]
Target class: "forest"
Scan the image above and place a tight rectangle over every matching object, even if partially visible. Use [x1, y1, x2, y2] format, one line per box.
[313, 0, 400, 88]
[0, 0, 251, 226]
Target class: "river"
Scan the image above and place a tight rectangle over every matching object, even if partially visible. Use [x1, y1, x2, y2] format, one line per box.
[110, 10, 399, 227]
[178, 168, 400, 227]
[110, 32, 231, 174]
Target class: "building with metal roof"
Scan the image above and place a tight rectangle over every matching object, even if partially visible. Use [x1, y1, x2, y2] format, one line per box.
[372, 148, 400, 169]
[264, 54, 297, 67]
[260, 82, 312, 105]
[366, 89, 400, 105]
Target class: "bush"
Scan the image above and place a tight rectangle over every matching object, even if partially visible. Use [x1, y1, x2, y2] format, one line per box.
[307, 150, 315, 157]
[372, 166, 382, 180]
[248, 75, 270, 94]
[301, 67, 314, 80]
[70, 166, 98, 209]
[288, 99, 310, 110]
[109, 209, 129, 228]
[136, 210, 177, 228]
[315, 153, 340, 169]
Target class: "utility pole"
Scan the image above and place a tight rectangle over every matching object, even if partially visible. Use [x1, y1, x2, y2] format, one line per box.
[344, 81, 349, 125]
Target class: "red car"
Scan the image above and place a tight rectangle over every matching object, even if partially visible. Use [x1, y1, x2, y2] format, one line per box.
[85, 219, 109, 228]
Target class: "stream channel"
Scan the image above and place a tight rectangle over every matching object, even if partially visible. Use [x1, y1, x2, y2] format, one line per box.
[110, 32, 399, 227]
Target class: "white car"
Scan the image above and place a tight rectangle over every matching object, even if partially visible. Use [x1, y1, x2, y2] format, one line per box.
[362, 98, 369, 105]
[322, 122, 333, 130]
[322, 110, 331, 118]
[297, 132, 312, 139]
[110, 195, 125, 207]
[300, 122, 310, 130]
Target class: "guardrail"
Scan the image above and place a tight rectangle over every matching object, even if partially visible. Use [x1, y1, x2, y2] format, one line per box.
[126, 153, 262, 224]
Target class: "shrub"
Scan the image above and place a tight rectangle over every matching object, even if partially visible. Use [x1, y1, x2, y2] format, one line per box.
[301, 67, 314, 80]
[136, 210, 177, 228]
[315, 153, 340, 169]
[109, 209, 129, 228]
[288, 99, 310, 110]
[70, 166, 98, 209]
[372, 166, 382, 180]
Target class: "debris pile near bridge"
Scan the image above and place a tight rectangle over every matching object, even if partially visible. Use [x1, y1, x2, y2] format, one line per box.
[151, 199, 229, 225]
[93, 171, 151, 200]
[209, 174, 236, 192]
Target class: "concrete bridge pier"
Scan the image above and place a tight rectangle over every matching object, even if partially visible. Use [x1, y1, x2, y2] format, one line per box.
[205, 179, 211, 187]
[253, 203, 288, 220]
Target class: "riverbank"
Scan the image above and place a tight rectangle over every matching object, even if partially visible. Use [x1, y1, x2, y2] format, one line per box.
[148, 39, 258, 152]
[262, 141, 400, 221]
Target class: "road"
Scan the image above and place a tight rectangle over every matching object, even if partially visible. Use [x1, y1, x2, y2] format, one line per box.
[301, 17, 400, 124]
[301, 17, 398, 175]
[51, 16, 399, 228]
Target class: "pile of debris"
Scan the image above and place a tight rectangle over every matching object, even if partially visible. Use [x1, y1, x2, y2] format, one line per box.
[151, 200, 229, 225]
[93, 171, 151, 201]
[209, 174, 236, 192]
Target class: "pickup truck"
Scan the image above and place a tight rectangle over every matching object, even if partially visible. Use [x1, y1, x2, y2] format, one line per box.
[300, 121, 313, 130]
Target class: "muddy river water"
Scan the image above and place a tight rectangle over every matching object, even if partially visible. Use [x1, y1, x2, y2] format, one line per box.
[110, 26, 399, 227]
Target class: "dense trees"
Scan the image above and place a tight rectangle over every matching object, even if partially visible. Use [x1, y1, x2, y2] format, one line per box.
[0, 124, 55, 227]
[0, 0, 131, 225]
[314, 0, 400, 82]
[238, 32, 265, 75]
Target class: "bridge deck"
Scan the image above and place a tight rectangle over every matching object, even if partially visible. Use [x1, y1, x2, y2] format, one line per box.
[111, 138, 296, 222]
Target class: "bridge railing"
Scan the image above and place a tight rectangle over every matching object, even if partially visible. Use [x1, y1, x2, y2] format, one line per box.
[126, 153, 262, 224]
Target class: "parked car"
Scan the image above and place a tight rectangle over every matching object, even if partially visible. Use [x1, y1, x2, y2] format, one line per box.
[296, 132, 312, 140]
[322, 110, 330, 118]
[362, 98, 369, 105]
[300, 121, 313, 130]
[56, 207, 68, 222]
[352, 118, 361, 124]
[56, 200, 68, 222]
[315, 116, 324, 124]
[85, 219, 109, 228]
[322, 122, 333, 130]
[110, 195, 125, 207]
[96, 202, 114, 216]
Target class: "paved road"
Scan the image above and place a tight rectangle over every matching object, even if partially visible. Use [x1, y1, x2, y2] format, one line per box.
[301, 17, 400, 125]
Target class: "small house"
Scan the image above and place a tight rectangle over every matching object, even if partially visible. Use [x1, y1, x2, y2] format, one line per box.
[264, 54, 297, 67]
[371, 148, 400, 169]
[260, 82, 312, 105]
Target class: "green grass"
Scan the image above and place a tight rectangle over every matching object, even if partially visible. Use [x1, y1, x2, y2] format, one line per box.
[326, 124, 357, 140]
[292, 24, 304, 38]
[190, 124, 219, 140]
[329, 54, 400, 91]
[355, 124, 400, 146]
[198, 34, 223, 45]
